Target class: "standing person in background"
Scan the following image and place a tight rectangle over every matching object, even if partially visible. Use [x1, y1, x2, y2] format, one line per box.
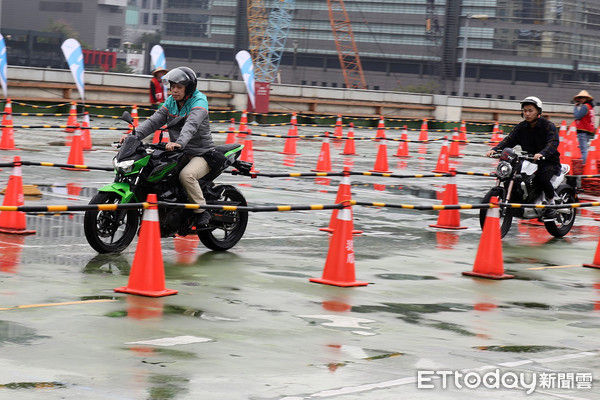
[149, 67, 168, 108]
[573, 90, 596, 164]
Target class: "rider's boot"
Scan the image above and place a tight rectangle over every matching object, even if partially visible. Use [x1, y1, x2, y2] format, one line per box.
[542, 198, 557, 221]
[194, 211, 211, 227]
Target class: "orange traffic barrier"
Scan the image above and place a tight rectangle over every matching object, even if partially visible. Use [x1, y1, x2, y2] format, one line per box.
[463, 197, 514, 280]
[375, 116, 386, 141]
[393, 126, 410, 158]
[62, 128, 89, 171]
[370, 139, 392, 173]
[0, 156, 36, 234]
[310, 206, 368, 287]
[64, 101, 78, 133]
[312, 132, 332, 172]
[115, 193, 178, 297]
[341, 122, 357, 155]
[225, 118, 237, 144]
[432, 136, 450, 173]
[0, 99, 16, 150]
[429, 169, 467, 230]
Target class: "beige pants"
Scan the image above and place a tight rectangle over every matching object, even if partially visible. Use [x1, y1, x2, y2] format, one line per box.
[179, 156, 211, 213]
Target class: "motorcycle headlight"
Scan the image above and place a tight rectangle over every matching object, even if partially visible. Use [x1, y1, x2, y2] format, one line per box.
[496, 161, 512, 179]
[113, 159, 135, 173]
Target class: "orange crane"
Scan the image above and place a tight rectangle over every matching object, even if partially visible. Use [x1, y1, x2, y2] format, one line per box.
[326, 0, 367, 89]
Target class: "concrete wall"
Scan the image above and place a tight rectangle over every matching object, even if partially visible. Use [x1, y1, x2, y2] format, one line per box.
[5, 66, 576, 124]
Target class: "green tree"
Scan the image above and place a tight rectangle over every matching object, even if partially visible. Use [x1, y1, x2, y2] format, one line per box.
[44, 18, 90, 48]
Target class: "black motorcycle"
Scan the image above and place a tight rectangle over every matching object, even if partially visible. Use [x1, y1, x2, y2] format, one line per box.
[84, 111, 252, 253]
[480, 148, 577, 238]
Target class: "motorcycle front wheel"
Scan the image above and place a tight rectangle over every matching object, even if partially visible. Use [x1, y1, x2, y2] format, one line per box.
[544, 187, 576, 237]
[84, 192, 140, 253]
[198, 185, 248, 251]
[479, 187, 513, 238]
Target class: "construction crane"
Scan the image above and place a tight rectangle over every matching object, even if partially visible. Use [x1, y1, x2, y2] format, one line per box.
[247, 0, 295, 83]
[327, 0, 367, 89]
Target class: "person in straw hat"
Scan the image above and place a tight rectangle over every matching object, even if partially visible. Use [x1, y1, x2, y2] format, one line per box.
[149, 67, 168, 108]
[573, 89, 596, 163]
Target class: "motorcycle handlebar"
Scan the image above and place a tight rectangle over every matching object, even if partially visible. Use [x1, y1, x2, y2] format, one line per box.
[488, 151, 545, 162]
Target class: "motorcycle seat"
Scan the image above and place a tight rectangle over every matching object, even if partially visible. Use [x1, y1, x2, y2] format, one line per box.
[215, 143, 243, 157]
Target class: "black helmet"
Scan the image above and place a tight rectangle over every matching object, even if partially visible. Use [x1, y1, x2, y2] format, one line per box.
[162, 66, 197, 98]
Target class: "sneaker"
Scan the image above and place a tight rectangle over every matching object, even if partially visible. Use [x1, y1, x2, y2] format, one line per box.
[194, 211, 211, 227]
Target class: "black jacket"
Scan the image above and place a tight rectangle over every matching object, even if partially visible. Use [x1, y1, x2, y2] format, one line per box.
[492, 117, 561, 166]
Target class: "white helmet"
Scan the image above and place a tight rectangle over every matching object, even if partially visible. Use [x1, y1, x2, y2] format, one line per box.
[520, 96, 543, 113]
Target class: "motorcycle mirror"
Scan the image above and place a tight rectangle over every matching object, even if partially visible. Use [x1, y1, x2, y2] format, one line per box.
[121, 111, 134, 125]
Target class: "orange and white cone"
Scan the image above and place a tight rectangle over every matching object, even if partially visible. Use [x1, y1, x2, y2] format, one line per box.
[62, 128, 89, 171]
[0, 99, 16, 150]
[238, 110, 248, 139]
[152, 126, 168, 144]
[418, 119, 428, 141]
[320, 167, 362, 234]
[394, 126, 410, 158]
[490, 122, 501, 144]
[0, 156, 36, 235]
[225, 118, 237, 144]
[370, 138, 392, 173]
[280, 113, 300, 155]
[334, 115, 344, 139]
[312, 132, 332, 172]
[64, 101, 78, 133]
[115, 193, 178, 297]
[341, 123, 357, 155]
[81, 112, 93, 150]
[126, 105, 139, 135]
[568, 122, 582, 160]
[432, 136, 450, 173]
[449, 128, 462, 158]
[375, 116, 386, 141]
[239, 128, 258, 173]
[583, 142, 599, 175]
[430, 169, 467, 229]
[310, 206, 368, 287]
[462, 197, 514, 280]
[458, 120, 467, 141]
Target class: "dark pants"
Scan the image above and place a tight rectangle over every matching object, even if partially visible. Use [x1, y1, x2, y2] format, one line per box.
[535, 163, 561, 200]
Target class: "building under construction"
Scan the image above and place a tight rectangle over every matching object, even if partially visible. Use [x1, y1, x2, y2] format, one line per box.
[161, 0, 600, 103]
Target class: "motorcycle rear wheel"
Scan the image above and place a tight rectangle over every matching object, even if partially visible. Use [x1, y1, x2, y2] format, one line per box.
[198, 185, 248, 251]
[479, 187, 513, 238]
[84, 192, 140, 253]
[544, 187, 576, 237]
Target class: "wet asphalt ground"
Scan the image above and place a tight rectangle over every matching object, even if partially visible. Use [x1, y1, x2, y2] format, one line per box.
[0, 112, 599, 399]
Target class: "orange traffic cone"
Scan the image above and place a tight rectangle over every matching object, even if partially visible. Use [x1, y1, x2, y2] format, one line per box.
[449, 128, 462, 158]
[490, 122, 501, 144]
[429, 169, 467, 230]
[238, 110, 248, 139]
[131, 105, 139, 129]
[0, 156, 36, 234]
[568, 122, 582, 160]
[225, 118, 237, 144]
[62, 128, 89, 171]
[320, 167, 362, 234]
[583, 233, 600, 269]
[375, 116, 386, 141]
[240, 128, 258, 173]
[81, 112, 92, 150]
[370, 139, 392, 173]
[0, 99, 16, 150]
[561, 132, 573, 171]
[432, 136, 450, 173]
[462, 197, 514, 280]
[310, 206, 368, 287]
[0, 233, 26, 273]
[64, 101, 78, 133]
[333, 115, 343, 139]
[115, 193, 178, 297]
[418, 119, 428, 141]
[583, 141, 599, 175]
[394, 126, 410, 158]
[458, 120, 467, 141]
[341, 122, 357, 155]
[558, 120, 568, 140]
[152, 126, 168, 143]
[312, 132, 332, 172]
[280, 113, 300, 155]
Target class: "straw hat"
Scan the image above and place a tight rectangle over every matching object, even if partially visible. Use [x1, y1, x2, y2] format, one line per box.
[152, 67, 168, 76]
[574, 89, 594, 101]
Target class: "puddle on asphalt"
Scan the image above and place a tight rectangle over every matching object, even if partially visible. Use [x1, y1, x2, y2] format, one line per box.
[0, 321, 49, 345]
[262, 271, 313, 278]
[147, 374, 189, 399]
[375, 273, 439, 280]
[475, 345, 568, 353]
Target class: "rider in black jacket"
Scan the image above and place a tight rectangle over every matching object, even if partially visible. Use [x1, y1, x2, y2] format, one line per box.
[485, 96, 561, 219]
